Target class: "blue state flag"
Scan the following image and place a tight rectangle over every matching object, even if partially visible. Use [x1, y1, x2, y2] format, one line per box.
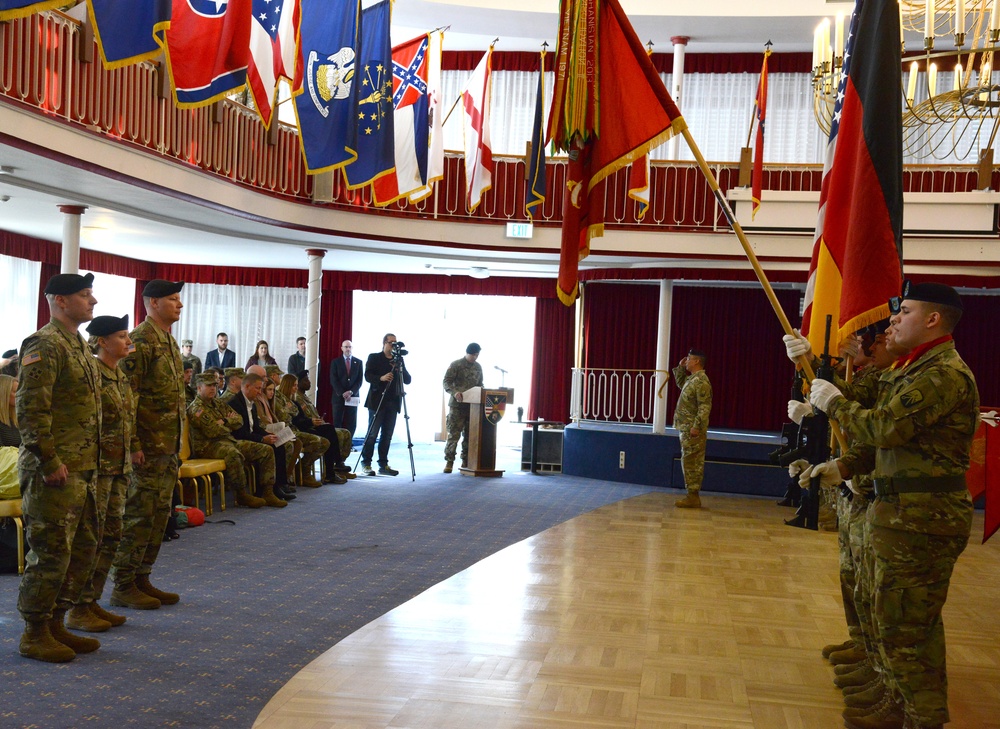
[293, 0, 360, 174]
[343, 0, 394, 189]
[0, 0, 64, 21]
[525, 53, 547, 220]
[88, 0, 171, 69]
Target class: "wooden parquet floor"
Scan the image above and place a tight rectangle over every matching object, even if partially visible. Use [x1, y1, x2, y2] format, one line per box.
[254, 492, 1000, 729]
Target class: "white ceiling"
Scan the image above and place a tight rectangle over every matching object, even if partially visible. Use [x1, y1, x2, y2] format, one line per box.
[0, 0, 857, 278]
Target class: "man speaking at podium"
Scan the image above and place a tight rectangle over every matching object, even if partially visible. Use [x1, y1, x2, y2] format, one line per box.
[442, 343, 484, 473]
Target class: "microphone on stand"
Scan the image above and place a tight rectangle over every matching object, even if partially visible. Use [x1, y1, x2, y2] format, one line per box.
[494, 365, 508, 387]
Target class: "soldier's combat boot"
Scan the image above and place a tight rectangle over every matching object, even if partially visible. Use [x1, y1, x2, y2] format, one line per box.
[300, 457, 322, 487]
[235, 489, 266, 508]
[829, 645, 867, 665]
[843, 675, 882, 695]
[49, 609, 100, 654]
[19, 620, 76, 663]
[136, 574, 179, 605]
[843, 694, 905, 729]
[444, 461, 454, 474]
[844, 681, 886, 708]
[822, 639, 855, 659]
[835, 659, 868, 675]
[262, 485, 287, 508]
[90, 602, 126, 627]
[835, 664, 877, 689]
[110, 582, 161, 610]
[675, 490, 702, 508]
[66, 604, 111, 633]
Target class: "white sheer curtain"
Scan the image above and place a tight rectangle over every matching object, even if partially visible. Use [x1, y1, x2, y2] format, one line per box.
[91, 271, 136, 323]
[173, 283, 309, 369]
[0, 253, 41, 350]
[441, 69, 825, 164]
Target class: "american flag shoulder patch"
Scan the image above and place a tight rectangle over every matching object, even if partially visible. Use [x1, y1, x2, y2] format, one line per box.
[22, 352, 41, 366]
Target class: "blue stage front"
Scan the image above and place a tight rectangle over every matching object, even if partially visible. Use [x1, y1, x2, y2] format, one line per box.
[561, 423, 788, 497]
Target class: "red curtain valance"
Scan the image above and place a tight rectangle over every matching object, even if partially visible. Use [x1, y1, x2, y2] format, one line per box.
[321, 271, 558, 298]
[442, 50, 812, 74]
[152, 263, 308, 288]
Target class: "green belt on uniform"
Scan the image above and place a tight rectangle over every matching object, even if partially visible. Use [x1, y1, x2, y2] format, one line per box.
[872, 474, 967, 498]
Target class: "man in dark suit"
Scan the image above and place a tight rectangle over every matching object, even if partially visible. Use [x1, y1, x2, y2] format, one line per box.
[360, 334, 411, 476]
[204, 332, 236, 370]
[330, 339, 363, 438]
[227, 373, 294, 503]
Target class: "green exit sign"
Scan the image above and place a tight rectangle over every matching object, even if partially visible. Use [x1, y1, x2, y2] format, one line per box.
[505, 222, 533, 239]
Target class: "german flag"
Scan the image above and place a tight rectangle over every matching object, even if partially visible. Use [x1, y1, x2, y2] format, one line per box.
[801, 0, 903, 352]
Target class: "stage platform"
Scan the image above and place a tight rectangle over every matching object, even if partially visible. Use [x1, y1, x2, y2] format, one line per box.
[562, 422, 788, 497]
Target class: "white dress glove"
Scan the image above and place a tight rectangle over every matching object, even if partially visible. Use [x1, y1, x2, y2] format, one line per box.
[798, 460, 843, 490]
[808, 379, 843, 413]
[783, 329, 811, 362]
[787, 400, 813, 424]
[787, 458, 809, 478]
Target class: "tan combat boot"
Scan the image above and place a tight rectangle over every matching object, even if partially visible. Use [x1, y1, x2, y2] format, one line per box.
[444, 461, 454, 473]
[300, 457, 322, 487]
[235, 489, 266, 508]
[829, 645, 868, 665]
[262, 485, 287, 508]
[19, 620, 76, 663]
[110, 582, 161, 610]
[675, 489, 702, 508]
[49, 609, 100, 654]
[66, 604, 112, 632]
[822, 639, 855, 659]
[90, 602, 127, 627]
[136, 574, 179, 605]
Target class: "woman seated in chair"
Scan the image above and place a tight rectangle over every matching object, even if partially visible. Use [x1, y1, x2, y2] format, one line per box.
[278, 374, 346, 485]
[256, 378, 299, 491]
[0, 374, 20, 447]
[245, 340, 277, 370]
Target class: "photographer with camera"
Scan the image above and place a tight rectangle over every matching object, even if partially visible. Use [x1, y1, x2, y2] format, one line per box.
[359, 333, 411, 476]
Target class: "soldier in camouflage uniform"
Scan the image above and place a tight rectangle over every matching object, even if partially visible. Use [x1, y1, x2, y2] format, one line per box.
[183, 360, 196, 406]
[442, 343, 484, 473]
[220, 367, 244, 404]
[807, 282, 977, 729]
[187, 373, 269, 508]
[277, 373, 337, 487]
[672, 349, 712, 508]
[16, 273, 103, 663]
[65, 315, 136, 634]
[180, 338, 202, 376]
[295, 371, 353, 482]
[110, 280, 186, 611]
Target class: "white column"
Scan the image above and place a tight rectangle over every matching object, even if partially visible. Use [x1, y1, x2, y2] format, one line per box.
[58, 204, 87, 273]
[652, 279, 673, 435]
[570, 283, 585, 422]
[667, 36, 689, 160]
[305, 248, 325, 380]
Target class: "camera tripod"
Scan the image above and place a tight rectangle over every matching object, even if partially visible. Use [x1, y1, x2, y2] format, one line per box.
[354, 355, 415, 481]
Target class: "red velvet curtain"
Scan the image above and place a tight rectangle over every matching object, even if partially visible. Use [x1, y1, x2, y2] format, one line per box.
[666, 286, 802, 431]
[529, 298, 574, 422]
[952, 294, 1000, 408]
[36, 262, 59, 330]
[583, 283, 659, 370]
[316, 289, 354, 421]
[442, 50, 812, 74]
[321, 271, 554, 298]
[154, 263, 307, 288]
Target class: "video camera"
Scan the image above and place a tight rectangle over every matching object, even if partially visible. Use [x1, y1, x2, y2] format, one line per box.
[390, 340, 408, 362]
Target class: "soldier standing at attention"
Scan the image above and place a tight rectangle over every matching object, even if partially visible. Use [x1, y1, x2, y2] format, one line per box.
[804, 282, 977, 729]
[672, 348, 712, 509]
[442, 343, 484, 473]
[110, 280, 186, 611]
[66, 315, 135, 633]
[16, 272, 102, 662]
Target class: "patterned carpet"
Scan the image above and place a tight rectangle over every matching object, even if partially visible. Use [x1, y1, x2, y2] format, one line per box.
[0, 443, 658, 728]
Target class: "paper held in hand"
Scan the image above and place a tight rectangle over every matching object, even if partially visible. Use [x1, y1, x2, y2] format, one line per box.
[265, 422, 296, 446]
[461, 386, 481, 403]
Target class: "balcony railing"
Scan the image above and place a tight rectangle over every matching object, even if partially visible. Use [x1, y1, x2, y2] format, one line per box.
[570, 367, 669, 425]
[1, 11, 995, 233]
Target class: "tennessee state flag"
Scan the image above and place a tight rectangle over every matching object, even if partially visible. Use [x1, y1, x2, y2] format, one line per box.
[548, 0, 684, 305]
[87, 0, 171, 68]
[0, 0, 63, 20]
[751, 48, 770, 220]
[247, 0, 299, 128]
[801, 0, 903, 352]
[372, 34, 430, 206]
[160, 0, 252, 108]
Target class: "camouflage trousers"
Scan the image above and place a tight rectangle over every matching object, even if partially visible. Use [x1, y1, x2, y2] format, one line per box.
[197, 441, 251, 493]
[110, 453, 179, 588]
[678, 431, 707, 492]
[294, 430, 329, 480]
[444, 404, 471, 463]
[17, 468, 99, 622]
[79, 473, 128, 605]
[868, 490, 973, 726]
[836, 491, 864, 646]
[235, 440, 276, 490]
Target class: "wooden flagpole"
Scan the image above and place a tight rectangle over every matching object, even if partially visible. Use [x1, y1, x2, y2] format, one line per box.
[679, 125, 848, 451]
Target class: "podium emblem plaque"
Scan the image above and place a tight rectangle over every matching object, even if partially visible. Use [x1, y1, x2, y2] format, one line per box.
[484, 392, 507, 424]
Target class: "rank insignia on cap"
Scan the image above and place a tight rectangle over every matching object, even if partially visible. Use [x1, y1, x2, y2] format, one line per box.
[900, 390, 924, 408]
[22, 353, 41, 366]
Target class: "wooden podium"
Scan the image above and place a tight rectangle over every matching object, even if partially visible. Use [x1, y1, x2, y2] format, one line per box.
[459, 387, 512, 478]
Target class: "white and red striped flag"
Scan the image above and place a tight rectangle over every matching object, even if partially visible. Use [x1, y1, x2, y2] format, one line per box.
[462, 48, 493, 212]
[247, 0, 299, 128]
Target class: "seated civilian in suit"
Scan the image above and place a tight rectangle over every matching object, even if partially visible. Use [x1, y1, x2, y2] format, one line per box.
[227, 373, 293, 504]
[245, 340, 278, 370]
[330, 340, 363, 438]
[204, 332, 235, 370]
[287, 337, 306, 377]
[278, 373, 346, 486]
[186, 373, 268, 509]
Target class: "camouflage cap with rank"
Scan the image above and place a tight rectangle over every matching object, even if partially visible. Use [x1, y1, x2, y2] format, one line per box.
[142, 279, 184, 298]
[181, 339, 193, 346]
[224, 367, 245, 379]
[264, 365, 282, 377]
[44, 271, 94, 295]
[196, 372, 218, 386]
[86, 314, 129, 337]
[889, 280, 963, 314]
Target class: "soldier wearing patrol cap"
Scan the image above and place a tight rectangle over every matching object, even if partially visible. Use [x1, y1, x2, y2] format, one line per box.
[16, 272, 103, 662]
[220, 367, 245, 403]
[65, 315, 135, 634]
[672, 348, 712, 509]
[109, 279, 186, 611]
[180, 338, 202, 377]
[801, 281, 978, 729]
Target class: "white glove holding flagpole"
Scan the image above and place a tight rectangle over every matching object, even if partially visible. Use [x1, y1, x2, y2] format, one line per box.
[783, 330, 812, 362]
[808, 379, 843, 413]
[798, 460, 843, 490]
[787, 458, 809, 478]
[787, 400, 813, 424]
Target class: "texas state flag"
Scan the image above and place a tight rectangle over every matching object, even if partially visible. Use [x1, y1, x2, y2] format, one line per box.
[160, 0, 253, 108]
[247, 0, 299, 128]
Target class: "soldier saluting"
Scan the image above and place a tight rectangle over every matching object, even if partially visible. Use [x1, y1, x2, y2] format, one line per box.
[16, 272, 103, 662]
